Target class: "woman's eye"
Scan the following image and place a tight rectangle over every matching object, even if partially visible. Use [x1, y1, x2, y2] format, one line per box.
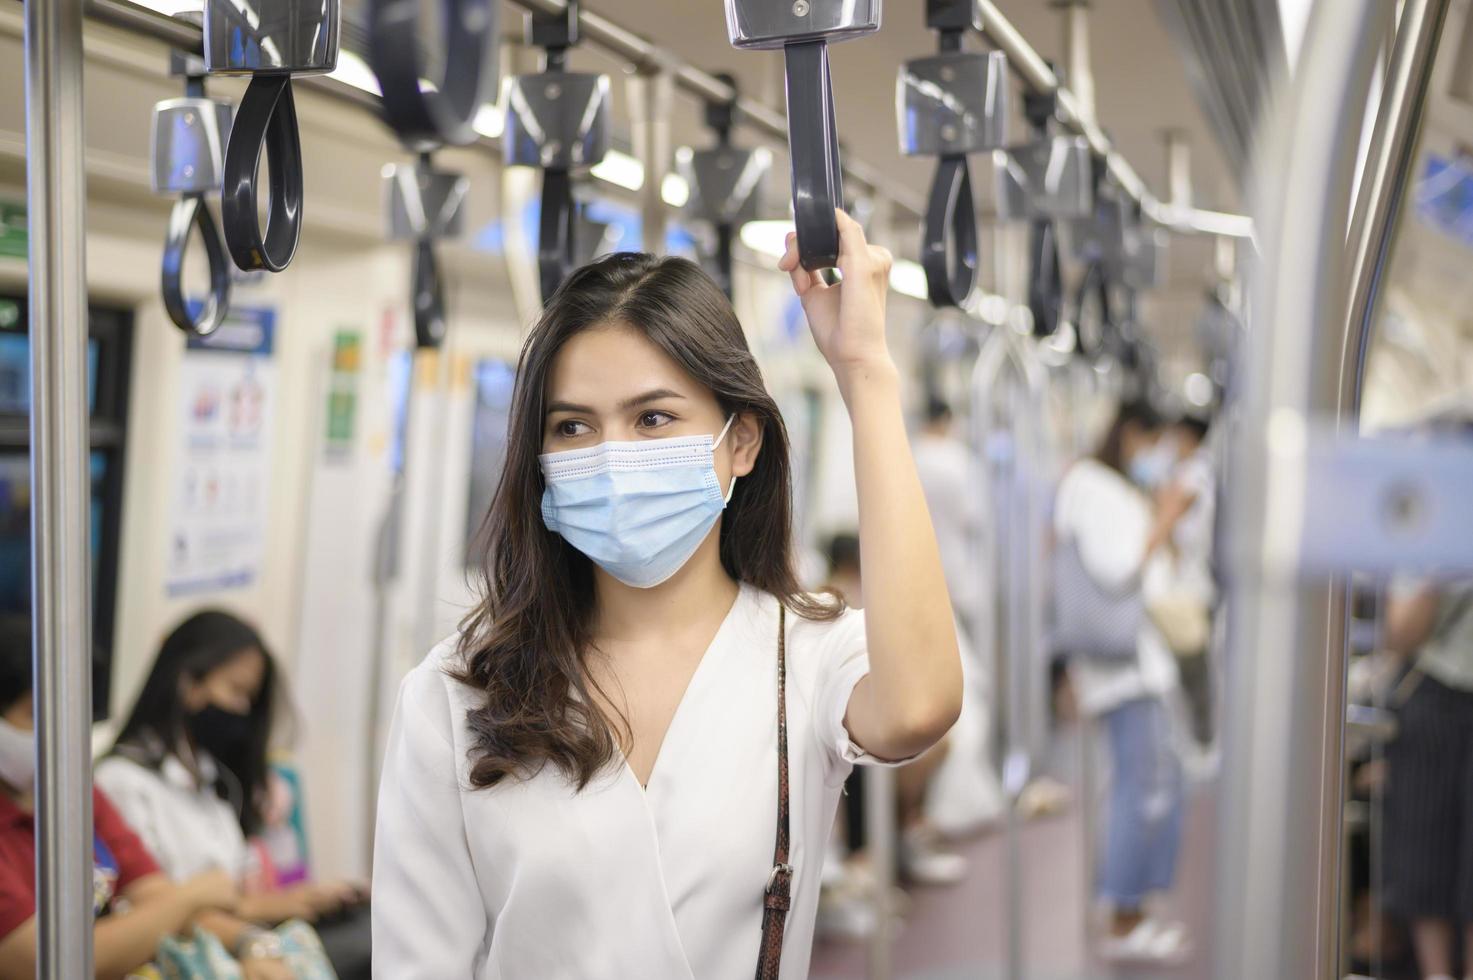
[555, 419, 589, 438]
[637, 411, 674, 429]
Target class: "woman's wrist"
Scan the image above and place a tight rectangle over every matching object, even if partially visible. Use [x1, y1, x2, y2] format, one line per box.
[834, 355, 900, 406]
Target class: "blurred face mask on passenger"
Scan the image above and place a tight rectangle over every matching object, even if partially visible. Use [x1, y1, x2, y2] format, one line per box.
[540, 415, 738, 588]
[1129, 441, 1175, 489]
[0, 717, 36, 791]
[186, 703, 254, 759]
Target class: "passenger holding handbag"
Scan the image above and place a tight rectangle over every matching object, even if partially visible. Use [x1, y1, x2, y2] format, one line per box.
[1052, 401, 1192, 965]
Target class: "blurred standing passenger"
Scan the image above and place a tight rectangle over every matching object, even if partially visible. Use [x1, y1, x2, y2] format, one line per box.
[1382, 576, 1473, 980]
[1053, 401, 1192, 964]
[912, 396, 984, 639]
[824, 533, 971, 891]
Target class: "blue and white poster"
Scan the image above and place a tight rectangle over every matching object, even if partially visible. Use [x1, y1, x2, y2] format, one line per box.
[166, 306, 276, 595]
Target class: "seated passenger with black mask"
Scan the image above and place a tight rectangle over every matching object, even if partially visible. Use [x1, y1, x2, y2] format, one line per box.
[97, 610, 371, 980]
[0, 615, 291, 980]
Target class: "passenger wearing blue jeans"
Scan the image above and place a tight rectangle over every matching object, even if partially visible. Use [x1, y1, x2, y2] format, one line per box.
[1054, 401, 1192, 965]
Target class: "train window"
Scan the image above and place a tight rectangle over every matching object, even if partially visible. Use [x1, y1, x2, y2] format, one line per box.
[464, 357, 516, 561]
[0, 294, 132, 719]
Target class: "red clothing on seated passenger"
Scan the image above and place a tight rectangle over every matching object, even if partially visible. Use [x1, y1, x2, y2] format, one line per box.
[0, 787, 160, 941]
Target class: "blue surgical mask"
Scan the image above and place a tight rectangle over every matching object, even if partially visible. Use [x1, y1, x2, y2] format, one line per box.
[1129, 443, 1173, 488]
[539, 416, 737, 588]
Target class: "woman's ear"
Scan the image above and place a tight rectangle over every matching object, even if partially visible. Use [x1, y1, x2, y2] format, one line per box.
[728, 412, 764, 478]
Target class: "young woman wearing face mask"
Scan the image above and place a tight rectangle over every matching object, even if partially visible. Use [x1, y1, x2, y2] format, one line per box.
[372, 212, 963, 979]
[0, 616, 293, 980]
[1053, 401, 1193, 963]
[96, 611, 371, 979]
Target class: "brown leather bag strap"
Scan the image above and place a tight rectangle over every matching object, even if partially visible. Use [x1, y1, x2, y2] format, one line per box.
[755, 603, 792, 980]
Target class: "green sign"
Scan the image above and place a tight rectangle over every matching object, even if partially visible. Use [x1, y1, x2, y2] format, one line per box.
[324, 331, 361, 457]
[0, 201, 26, 260]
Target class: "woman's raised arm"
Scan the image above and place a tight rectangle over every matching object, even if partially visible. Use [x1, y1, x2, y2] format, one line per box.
[779, 211, 963, 761]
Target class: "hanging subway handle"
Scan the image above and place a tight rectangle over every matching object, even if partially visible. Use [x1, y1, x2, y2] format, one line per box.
[221, 75, 304, 273]
[783, 40, 843, 271]
[1072, 259, 1111, 358]
[922, 155, 976, 307]
[1027, 216, 1063, 338]
[161, 193, 231, 337]
[368, 0, 498, 149]
[152, 56, 233, 335]
[538, 167, 577, 302]
[411, 237, 446, 349]
[203, 0, 340, 273]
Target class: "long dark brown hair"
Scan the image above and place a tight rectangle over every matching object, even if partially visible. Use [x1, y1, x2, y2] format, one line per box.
[111, 610, 278, 835]
[454, 252, 837, 790]
[1094, 399, 1163, 477]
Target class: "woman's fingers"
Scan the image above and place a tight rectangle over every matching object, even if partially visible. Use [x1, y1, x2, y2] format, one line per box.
[781, 231, 830, 298]
[834, 209, 871, 268]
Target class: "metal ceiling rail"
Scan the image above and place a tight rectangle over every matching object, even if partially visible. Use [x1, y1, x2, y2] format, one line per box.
[972, 0, 1255, 240]
[502, 0, 922, 217]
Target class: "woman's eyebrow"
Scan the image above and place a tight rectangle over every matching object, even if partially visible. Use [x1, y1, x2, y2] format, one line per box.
[618, 388, 686, 410]
[545, 400, 595, 415]
[544, 389, 686, 417]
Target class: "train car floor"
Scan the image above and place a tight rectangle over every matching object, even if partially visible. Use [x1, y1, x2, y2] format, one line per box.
[812, 777, 1218, 980]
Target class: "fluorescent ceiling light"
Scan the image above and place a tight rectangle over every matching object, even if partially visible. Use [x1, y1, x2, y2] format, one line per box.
[591, 150, 645, 192]
[327, 50, 381, 97]
[739, 220, 794, 259]
[128, 0, 201, 14]
[661, 173, 690, 209]
[888, 259, 928, 301]
[473, 104, 504, 140]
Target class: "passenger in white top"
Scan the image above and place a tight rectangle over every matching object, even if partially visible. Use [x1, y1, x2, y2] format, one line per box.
[911, 396, 984, 631]
[373, 213, 964, 979]
[98, 610, 371, 979]
[1053, 401, 1191, 964]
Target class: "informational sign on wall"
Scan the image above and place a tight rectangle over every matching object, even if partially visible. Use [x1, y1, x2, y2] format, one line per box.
[166, 306, 276, 596]
[323, 330, 361, 459]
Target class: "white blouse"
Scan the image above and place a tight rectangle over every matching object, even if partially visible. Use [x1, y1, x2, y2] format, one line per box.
[1054, 458, 1179, 716]
[95, 750, 251, 882]
[372, 584, 899, 979]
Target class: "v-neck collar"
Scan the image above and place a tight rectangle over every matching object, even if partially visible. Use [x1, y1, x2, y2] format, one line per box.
[618, 583, 755, 794]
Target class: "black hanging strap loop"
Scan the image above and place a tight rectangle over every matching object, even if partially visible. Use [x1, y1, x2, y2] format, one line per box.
[368, 0, 497, 149]
[221, 74, 303, 273]
[411, 237, 447, 349]
[161, 194, 231, 336]
[783, 40, 843, 271]
[1072, 259, 1112, 358]
[922, 154, 977, 308]
[1027, 216, 1063, 339]
[538, 168, 577, 302]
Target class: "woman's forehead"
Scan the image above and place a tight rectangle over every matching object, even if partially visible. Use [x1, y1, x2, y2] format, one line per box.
[544, 322, 701, 406]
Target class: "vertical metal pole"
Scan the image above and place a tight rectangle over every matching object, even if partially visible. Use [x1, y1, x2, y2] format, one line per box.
[1339, 0, 1450, 422]
[863, 767, 897, 980]
[630, 66, 673, 255]
[1327, 7, 1449, 975]
[24, 0, 95, 973]
[972, 329, 1032, 980]
[1215, 3, 1383, 977]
